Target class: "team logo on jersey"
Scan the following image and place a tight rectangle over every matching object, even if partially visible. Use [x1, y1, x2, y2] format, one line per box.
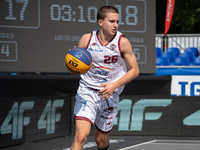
[94, 70, 109, 76]
[92, 66, 114, 72]
[110, 44, 116, 50]
[81, 100, 87, 111]
[88, 48, 103, 52]
[92, 66, 113, 76]
[91, 43, 97, 46]
[102, 78, 107, 83]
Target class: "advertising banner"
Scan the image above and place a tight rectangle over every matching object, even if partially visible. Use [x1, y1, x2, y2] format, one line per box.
[164, 0, 175, 35]
[0, 98, 26, 147]
[171, 76, 200, 96]
[110, 95, 200, 136]
[0, 96, 71, 148]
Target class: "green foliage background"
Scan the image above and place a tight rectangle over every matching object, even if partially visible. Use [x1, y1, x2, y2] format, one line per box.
[156, 0, 200, 34]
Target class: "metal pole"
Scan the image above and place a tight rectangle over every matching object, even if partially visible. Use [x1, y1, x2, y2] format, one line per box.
[164, 35, 168, 52]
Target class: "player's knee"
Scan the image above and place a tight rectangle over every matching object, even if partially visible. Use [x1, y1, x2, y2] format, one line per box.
[75, 133, 88, 144]
[96, 139, 109, 149]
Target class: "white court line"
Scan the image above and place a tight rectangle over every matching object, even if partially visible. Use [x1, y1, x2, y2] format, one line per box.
[117, 140, 157, 150]
[150, 140, 200, 146]
[150, 143, 200, 146]
[154, 140, 200, 143]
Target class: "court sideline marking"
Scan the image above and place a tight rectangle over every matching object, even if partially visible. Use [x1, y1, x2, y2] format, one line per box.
[117, 139, 200, 150]
[150, 140, 200, 146]
[117, 140, 157, 150]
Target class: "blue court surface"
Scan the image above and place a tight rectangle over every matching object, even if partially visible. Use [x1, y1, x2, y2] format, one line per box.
[1, 136, 200, 150]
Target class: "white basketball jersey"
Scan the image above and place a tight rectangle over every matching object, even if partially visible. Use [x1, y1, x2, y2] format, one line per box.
[80, 30, 127, 95]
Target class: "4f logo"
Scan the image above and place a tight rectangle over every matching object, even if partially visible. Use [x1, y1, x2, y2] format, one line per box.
[0, 102, 34, 139]
[37, 100, 64, 134]
[0, 100, 64, 140]
[115, 99, 172, 131]
[115, 98, 200, 131]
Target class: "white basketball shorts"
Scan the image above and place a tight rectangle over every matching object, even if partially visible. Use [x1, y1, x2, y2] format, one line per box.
[74, 85, 119, 133]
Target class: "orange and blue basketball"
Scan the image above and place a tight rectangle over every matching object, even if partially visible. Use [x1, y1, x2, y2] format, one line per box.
[65, 47, 93, 74]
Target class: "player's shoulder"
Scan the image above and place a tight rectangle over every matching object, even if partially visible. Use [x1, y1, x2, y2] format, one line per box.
[119, 35, 132, 53]
[79, 33, 92, 47]
[82, 33, 91, 39]
[120, 36, 130, 46]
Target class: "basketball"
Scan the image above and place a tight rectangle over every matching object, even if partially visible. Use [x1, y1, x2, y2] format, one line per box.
[65, 47, 93, 74]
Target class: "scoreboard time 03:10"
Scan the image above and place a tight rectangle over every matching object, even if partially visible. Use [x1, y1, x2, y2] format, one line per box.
[50, 4, 138, 26]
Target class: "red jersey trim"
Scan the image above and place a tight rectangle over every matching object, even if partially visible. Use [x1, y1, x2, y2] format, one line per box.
[96, 30, 117, 46]
[74, 116, 94, 126]
[86, 32, 93, 49]
[96, 30, 103, 46]
[118, 34, 124, 59]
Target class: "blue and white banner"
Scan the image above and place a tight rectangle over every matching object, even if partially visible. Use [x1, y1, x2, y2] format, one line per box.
[171, 76, 200, 96]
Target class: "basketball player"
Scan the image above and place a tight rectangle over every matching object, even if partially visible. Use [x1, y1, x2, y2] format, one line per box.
[70, 6, 139, 150]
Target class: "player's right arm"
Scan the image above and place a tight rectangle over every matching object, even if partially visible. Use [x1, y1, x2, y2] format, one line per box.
[78, 33, 91, 49]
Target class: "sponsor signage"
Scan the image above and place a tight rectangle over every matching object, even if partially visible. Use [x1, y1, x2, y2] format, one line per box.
[2, 95, 200, 148]
[171, 76, 200, 96]
[0, 97, 71, 148]
[110, 95, 200, 136]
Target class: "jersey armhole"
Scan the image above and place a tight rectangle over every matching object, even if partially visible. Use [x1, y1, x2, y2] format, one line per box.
[86, 32, 93, 49]
[118, 34, 125, 59]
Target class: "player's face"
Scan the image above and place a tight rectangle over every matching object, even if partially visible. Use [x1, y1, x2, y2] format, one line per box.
[99, 12, 119, 36]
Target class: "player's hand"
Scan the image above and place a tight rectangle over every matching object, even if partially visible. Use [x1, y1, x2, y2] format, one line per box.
[69, 46, 77, 51]
[98, 83, 116, 100]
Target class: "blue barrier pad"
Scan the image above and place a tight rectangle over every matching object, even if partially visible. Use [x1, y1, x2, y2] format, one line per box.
[153, 68, 200, 76]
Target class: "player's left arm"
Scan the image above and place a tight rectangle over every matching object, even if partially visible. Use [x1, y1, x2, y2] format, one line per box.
[119, 36, 139, 84]
[98, 37, 139, 99]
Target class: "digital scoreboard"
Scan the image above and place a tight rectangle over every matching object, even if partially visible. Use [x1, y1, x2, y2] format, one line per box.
[0, 0, 156, 74]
